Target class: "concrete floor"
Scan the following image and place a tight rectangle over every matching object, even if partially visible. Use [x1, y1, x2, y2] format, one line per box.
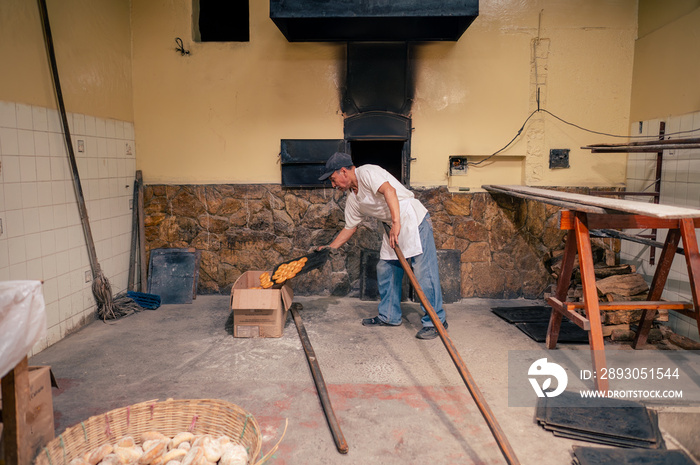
[29, 295, 699, 465]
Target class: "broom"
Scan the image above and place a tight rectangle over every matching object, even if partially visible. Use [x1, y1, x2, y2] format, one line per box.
[38, 0, 140, 320]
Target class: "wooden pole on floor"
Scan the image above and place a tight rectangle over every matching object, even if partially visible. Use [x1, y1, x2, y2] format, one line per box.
[382, 224, 520, 465]
[290, 303, 349, 454]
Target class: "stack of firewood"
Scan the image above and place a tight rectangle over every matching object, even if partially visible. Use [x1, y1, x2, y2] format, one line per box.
[543, 247, 668, 339]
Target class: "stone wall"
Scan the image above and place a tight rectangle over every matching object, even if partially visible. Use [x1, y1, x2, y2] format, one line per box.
[143, 184, 573, 299]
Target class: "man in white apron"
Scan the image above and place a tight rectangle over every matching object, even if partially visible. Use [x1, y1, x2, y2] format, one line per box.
[319, 152, 448, 340]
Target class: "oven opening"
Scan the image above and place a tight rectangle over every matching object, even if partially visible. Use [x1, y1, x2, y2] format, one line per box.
[350, 140, 407, 185]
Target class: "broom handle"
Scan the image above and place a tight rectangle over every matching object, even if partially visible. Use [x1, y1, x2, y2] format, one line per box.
[382, 223, 520, 465]
[128, 176, 139, 291]
[136, 171, 147, 292]
[37, 0, 101, 277]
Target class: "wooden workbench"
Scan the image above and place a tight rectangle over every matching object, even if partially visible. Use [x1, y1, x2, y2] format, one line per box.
[483, 185, 700, 392]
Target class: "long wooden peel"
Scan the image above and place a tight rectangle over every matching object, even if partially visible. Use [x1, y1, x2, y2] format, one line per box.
[290, 303, 349, 454]
[270, 248, 331, 289]
[382, 224, 520, 465]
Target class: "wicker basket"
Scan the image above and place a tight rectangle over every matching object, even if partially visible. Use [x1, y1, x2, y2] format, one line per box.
[35, 398, 280, 465]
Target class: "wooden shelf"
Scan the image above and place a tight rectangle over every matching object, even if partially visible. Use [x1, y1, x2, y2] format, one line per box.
[583, 137, 700, 153]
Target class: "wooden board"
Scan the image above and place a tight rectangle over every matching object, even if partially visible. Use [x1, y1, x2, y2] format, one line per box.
[483, 185, 700, 219]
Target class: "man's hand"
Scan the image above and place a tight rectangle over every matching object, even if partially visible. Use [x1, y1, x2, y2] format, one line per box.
[389, 220, 400, 249]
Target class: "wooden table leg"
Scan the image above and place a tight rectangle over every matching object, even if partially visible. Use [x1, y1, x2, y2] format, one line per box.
[633, 229, 681, 349]
[1, 356, 32, 465]
[680, 218, 700, 337]
[574, 213, 609, 392]
[546, 229, 578, 349]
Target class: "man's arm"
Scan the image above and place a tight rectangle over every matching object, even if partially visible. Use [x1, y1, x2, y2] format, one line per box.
[329, 226, 357, 249]
[377, 181, 400, 248]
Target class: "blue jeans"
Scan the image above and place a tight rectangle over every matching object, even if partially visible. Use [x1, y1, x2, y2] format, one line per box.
[376, 214, 446, 327]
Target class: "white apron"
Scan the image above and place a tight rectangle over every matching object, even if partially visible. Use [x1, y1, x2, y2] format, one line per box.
[379, 199, 423, 261]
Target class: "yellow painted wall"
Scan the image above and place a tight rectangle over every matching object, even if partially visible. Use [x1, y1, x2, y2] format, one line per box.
[0, 0, 133, 122]
[2, 0, 638, 188]
[131, 0, 345, 184]
[637, 0, 700, 37]
[630, 2, 700, 122]
[133, 0, 638, 187]
[412, 1, 637, 188]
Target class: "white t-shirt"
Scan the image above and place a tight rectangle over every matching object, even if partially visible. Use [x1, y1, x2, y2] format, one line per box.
[344, 165, 428, 260]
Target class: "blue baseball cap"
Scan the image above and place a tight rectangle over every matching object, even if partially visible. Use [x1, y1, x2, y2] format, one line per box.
[319, 152, 354, 181]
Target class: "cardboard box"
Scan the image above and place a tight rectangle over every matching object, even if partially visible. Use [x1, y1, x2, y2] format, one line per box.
[230, 271, 293, 338]
[0, 366, 56, 462]
[26, 366, 56, 459]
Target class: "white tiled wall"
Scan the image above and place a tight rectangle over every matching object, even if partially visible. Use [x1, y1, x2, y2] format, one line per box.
[623, 110, 700, 341]
[0, 101, 136, 354]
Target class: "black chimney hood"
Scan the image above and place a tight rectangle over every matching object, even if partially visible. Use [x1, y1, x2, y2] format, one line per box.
[270, 0, 478, 42]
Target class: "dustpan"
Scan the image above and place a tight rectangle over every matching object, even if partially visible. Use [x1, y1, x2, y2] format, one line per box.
[127, 291, 161, 310]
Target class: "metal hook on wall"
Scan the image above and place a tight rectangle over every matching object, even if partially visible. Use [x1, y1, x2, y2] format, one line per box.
[175, 37, 190, 56]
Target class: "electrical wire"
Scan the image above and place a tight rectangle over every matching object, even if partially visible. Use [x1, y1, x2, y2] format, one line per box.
[542, 108, 700, 139]
[467, 110, 538, 166]
[464, 106, 700, 167]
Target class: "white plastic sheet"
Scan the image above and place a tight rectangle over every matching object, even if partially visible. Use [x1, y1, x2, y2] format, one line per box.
[0, 280, 47, 379]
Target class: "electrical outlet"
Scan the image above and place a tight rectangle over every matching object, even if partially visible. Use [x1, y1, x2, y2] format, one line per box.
[449, 156, 469, 175]
[77, 139, 85, 152]
[85, 270, 92, 283]
[549, 149, 570, 169]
